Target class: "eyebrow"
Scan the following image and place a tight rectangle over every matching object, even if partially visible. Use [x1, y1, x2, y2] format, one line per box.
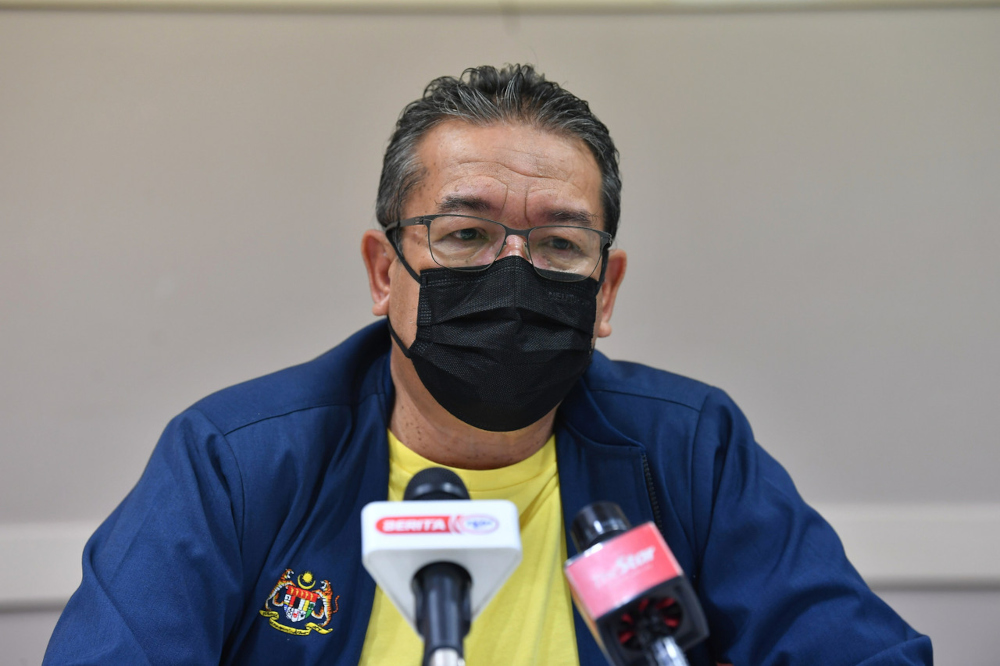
[437, 195, 494, 215]
[437, 194, 599, 227]
[546, 209, 599, 226]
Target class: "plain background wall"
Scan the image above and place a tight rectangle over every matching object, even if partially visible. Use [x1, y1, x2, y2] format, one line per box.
[1, 4, 998, 663]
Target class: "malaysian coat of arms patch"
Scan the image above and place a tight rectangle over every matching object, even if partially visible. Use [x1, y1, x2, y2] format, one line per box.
[259, 568, 339, 636]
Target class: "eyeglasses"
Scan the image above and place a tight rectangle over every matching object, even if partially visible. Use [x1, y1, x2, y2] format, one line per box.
[385, 214, 613, 283]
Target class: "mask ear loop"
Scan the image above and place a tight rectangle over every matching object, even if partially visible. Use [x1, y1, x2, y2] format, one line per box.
[596, 245, 611, 286]
[386, 319, 414, 359]
[385, 226, 422, 283]
[585, 246, 612, 353]
[383, 226, 419, 358]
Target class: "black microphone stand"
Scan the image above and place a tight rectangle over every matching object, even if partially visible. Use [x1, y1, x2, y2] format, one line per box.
[404, 468, 473, 666]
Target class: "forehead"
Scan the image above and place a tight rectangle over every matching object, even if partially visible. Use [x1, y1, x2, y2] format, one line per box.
[406, 120, 603, 226]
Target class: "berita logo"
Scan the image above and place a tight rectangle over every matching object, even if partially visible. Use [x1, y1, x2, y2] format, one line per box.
[590, 546, 656, 587]
[376, 516, 450, 534]
[375, 514, 500, 535]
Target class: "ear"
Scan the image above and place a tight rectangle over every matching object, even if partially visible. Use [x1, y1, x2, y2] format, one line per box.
[361, 229, 396, 317]
[596, 249, 627, 338]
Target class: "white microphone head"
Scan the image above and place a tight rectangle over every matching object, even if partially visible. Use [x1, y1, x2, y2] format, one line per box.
[361, 498, 522, 630]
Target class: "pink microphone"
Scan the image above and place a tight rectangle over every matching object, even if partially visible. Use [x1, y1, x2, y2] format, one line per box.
[564, 502, 708, 666]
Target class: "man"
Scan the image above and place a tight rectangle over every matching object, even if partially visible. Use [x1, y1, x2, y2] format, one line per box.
[45, 65, 931, 665]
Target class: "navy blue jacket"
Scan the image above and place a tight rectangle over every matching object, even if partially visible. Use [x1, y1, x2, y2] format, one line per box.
[45, 322, 931, 665]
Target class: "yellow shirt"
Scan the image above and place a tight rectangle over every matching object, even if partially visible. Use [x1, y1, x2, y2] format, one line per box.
[358, 431, 579, 666]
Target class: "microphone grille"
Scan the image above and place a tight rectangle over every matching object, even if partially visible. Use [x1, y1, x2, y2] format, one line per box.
[404, 467, 470, 501]
[571, 501, 631, 553]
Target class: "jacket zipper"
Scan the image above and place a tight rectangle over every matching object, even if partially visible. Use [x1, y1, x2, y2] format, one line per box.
[640, 452, 665, 533]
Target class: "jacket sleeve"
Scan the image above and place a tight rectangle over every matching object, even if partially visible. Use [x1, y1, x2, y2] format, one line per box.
[44, 409, 246, 665]
[688, 388, 932, 665]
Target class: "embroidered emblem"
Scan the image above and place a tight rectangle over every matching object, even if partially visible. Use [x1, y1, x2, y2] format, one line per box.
[259, 568, 339, 636]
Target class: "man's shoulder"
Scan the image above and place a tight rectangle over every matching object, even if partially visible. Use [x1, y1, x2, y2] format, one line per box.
[583, 350, 716, 414]
[576, 352, 752, 461]
[187, 321, 391, 436]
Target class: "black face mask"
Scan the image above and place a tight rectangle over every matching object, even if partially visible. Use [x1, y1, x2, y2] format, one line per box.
[387, 256, 602, 432]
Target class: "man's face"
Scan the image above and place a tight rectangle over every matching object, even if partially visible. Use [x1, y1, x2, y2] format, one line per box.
[390, 119, 609, 340]
[363, 119, 626, 428]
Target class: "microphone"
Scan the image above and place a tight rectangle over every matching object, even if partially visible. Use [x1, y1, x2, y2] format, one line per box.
[361, 467, 522, 666]
[563, 502, 709, 666]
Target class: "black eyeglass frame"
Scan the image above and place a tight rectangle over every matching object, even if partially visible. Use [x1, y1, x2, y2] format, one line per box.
[384, 214, 614, 284]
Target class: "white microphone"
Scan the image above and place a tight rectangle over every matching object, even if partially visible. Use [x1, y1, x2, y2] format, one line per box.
[361, 467, 522, 666]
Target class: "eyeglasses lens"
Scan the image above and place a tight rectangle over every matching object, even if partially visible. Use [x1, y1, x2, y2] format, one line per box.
[428, 216, 505, 269]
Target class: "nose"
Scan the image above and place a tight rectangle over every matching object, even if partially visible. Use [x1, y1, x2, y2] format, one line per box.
[496, 234, 531, 262]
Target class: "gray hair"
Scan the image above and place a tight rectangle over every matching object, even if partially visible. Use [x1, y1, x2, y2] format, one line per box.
[376, 64, 622, 238]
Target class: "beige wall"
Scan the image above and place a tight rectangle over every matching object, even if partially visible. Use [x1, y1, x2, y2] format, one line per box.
[1, 6, 998, 663]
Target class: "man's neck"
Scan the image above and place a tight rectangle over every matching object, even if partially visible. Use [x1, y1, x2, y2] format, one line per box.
[387, 351, 556, 470]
